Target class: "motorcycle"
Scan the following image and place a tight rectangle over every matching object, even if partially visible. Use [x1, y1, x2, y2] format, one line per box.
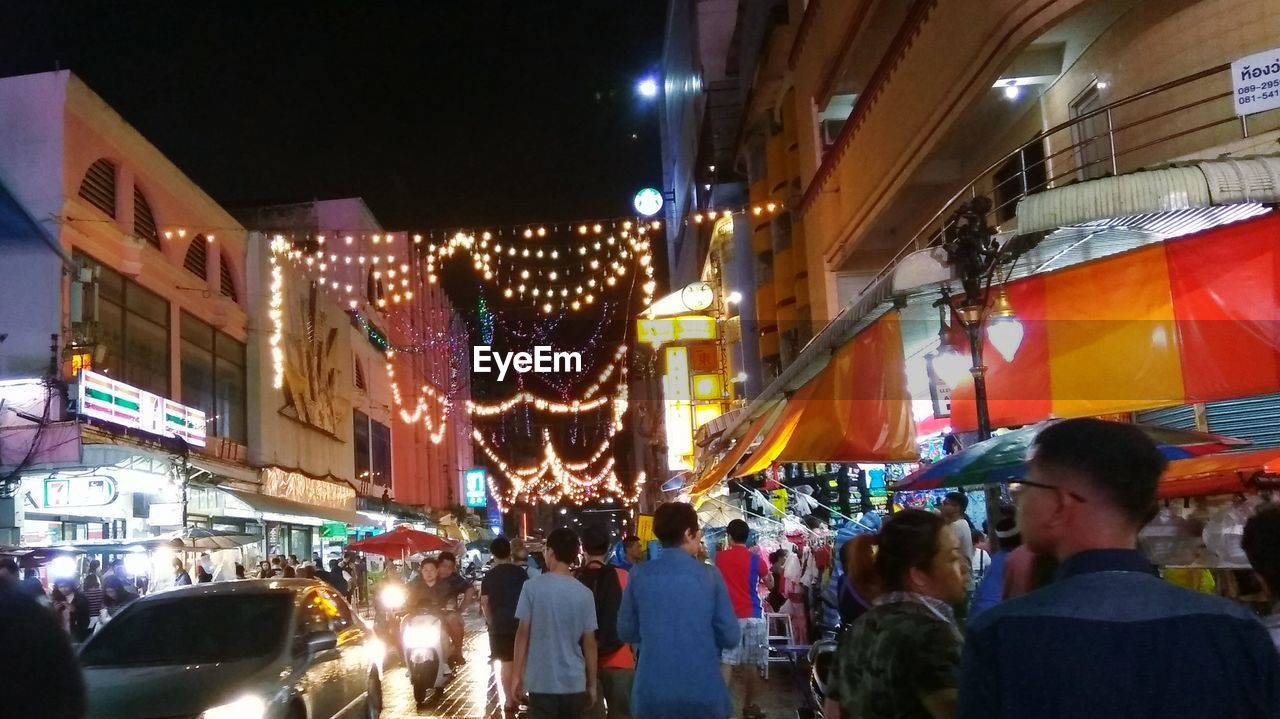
[799, 636, 838, 719]
[378, 581, 453, 705]
[401, 609, 452, 706]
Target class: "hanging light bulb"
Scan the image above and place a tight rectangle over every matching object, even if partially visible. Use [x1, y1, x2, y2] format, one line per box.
[986, 287, 1024, 363]
[504, 288, 514, 298]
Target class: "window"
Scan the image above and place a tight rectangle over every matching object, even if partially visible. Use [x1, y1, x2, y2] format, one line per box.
[183, 235, 209, 280]
[993, 140, 1048, 222]
[353, 356, 367, 391]
[78, 159, 117, 218]
[77, 252, 170, 396]
[218, 257, 237, 302]
[180, 312, 247, 442]
[353, 409, 392, 488]
[133, 187, 160, 249]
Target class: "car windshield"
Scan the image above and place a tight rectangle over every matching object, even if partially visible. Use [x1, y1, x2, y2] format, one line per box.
[81, 593, 292, 667]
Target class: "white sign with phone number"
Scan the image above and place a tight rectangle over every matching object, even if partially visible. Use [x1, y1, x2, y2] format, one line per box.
[1232, 47, 1280, 116]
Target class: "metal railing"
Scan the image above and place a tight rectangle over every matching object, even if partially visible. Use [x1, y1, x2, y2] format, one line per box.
[861, 63, 1277, 291]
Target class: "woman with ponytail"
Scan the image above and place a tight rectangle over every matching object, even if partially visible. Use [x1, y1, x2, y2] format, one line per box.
[828, 509, 968, 719]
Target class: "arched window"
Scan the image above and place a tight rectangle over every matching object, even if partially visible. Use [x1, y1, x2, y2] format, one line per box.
[183, 235, 209, 279]
[219, 256, 237, 302]
[132, 186, 160, 249]
[78, 159, 117, 218]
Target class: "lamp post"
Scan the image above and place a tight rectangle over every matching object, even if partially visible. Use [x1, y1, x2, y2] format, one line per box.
[933, 196, 1031, 524]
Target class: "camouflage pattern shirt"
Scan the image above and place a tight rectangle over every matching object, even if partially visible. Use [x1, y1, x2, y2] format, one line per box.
[833, 593, 963, 719]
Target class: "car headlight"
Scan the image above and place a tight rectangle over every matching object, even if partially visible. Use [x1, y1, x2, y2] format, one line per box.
[379, 584, 407, 610]
[200, 695, 267, 719]
[402, 621, 440, 649]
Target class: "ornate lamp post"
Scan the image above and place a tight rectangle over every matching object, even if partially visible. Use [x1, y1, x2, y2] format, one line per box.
[930, 196, 1033, 521]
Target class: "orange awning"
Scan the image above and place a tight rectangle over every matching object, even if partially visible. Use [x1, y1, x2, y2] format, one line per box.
[734, 382, 818, 478]
[778, 312, 918, 463]
[689, 403, 785, 497]
[1158, 448, 1280, 499]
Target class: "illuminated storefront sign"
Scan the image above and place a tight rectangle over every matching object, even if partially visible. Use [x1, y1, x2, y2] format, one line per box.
[76, 370, 206, 447]
[464, 468, 488, 508]
[637, 315, 717, 348]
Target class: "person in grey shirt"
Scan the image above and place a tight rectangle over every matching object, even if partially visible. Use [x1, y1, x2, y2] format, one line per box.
[514, 528, 599, 719]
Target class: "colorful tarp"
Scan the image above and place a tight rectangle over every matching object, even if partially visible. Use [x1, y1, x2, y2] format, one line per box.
[688, 403, 784, 497]
[893, 421, 1247, 492]
[1157, 448, 1280, 499]
[951, 212, 1280, 431]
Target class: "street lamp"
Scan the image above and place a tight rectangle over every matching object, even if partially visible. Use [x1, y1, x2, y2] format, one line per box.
[636, 77, 659, 99]
[936, 195, 1033, 522]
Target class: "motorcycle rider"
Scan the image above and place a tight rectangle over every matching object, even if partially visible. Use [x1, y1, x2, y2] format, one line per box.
[408, 557, 446, 610]
[437, 551, 476, 665]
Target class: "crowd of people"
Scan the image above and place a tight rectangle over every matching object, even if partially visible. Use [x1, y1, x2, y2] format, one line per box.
[478, 418, 1280, 719]
[251, 551, 367, 603]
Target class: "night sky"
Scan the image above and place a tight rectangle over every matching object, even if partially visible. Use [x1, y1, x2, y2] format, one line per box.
[0, 2, 667, 229]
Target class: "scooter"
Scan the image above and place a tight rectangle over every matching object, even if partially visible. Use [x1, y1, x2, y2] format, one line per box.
[401, 609, 452, 706]
[798, 637, 838, 719]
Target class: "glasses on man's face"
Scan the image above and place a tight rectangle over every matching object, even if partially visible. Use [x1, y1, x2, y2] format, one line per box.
[1010, 479, 1088, 503]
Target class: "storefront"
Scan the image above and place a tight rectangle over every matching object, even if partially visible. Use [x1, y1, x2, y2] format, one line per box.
[227, 467, 369, 561]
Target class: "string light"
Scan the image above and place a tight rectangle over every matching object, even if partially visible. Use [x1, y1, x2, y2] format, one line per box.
[268, 236, 287, 389]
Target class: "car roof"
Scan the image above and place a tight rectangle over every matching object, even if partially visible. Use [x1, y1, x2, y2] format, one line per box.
[129, 578, 332, 604]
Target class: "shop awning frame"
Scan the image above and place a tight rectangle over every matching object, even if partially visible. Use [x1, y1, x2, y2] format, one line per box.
[218, 487, 368, 528]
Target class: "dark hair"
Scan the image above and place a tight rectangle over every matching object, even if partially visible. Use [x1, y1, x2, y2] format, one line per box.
[490, 537, 512, 560]
[88, 559, 101, 571]
[1244, 505, 1280, 595]
[994, 516, 1022, 552]
[622, 535, 641, 547]
[0, 557, 18, 575]
[943, 492, 968, 511]
[328, 559, 341, 570]
[420, 556, 439, 567]
[581, 525, 611, 556]
[726, 519, 750, 544]
[282, 565, 296, 578]
[863, 508, 949, 593]
[546, 528, 581, 564]
[438, 551, 457, 566]
[102, 576, 128, 607]
[1031, 418, 1166, 525]
[653, 502, 699, 547]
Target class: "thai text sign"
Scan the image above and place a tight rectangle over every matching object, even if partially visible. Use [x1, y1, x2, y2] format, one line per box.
[463, 468, 487, 508]
[77, 370, 206, 447]
[1232, 47, 1280, 116]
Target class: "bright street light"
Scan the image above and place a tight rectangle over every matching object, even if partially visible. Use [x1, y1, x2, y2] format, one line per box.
[726, 291, 742, 304]
[637, 77, 659, 99]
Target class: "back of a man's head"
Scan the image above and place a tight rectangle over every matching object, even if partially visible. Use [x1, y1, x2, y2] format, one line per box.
[726, 519, 750, 545]
[654, 502, 699, 548]
[1030, 418, 1166, 526]
[581, 525, 611, 557]
[546, 528, 581, 565]
[490, 537, 512, 560]
[1243, 505, 1280, 597]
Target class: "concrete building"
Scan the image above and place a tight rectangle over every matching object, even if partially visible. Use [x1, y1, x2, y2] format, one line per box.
[663, 0, 1280, 492]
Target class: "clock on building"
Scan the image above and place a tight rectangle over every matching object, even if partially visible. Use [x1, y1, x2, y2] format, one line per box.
[681, 281, 715, 312]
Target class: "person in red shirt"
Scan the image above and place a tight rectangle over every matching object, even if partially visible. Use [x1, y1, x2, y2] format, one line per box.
[715, 519, 774, 719]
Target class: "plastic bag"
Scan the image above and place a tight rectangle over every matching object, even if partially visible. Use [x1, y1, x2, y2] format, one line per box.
[1138, 506, 1198, 565]
[1202, 501, 1254, 565]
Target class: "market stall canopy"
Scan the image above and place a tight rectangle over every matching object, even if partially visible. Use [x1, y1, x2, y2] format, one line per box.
[0, 546, 83, 568]
[948, 213, 1280, 431]
[734, 312, 918, 476]
[154, 527, 257, 550]
[1157, 448, 1280, 499]
[220, 487, 367, 527]
[347, 525, 452, 557]
[689, 403, 785, 497]
[893, 421, 1247, 492]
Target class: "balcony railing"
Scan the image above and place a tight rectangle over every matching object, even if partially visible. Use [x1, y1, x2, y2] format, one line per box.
[863, 63, 1279, 290]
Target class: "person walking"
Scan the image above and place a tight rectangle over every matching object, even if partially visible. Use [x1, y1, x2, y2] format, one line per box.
[618, 502, 739, 719]
[939, 493, 974, 582]
[715, 519, 773, 719]
[579, 525, 635, 719]
[828, 509, 967, 719]
[95, 576, 135, 631]
[1242, 504, 1280, 650]
[967, 515, 1020, 619]
[614, 535, 645, 570]
[482, 537, 529, 713]
[513, 528, 599, 719]
[195, 553, 214, 583]
[172, 558, 192, 586]
[958, 419, 1280, 719]
[52, 576, 93, 643]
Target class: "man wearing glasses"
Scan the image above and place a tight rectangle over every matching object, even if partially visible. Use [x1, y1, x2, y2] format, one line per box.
[958, 418, 1280, 719]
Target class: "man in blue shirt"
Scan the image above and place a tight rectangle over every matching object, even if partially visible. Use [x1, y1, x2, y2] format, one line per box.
[958, 419, 1280, 719]
[618, 502, 740, 719]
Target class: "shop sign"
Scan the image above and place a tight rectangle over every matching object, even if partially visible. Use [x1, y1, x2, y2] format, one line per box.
[261, 467, 356, 511]
[320, 522, 347, 538]
[636, 514, 655, 544]
[1232, 47, 1280, 116]
[76, 370, 206, 447]
[41, 476, 118, 508]
[927, 364, 952, 419]
[463, 468, 487, 508]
